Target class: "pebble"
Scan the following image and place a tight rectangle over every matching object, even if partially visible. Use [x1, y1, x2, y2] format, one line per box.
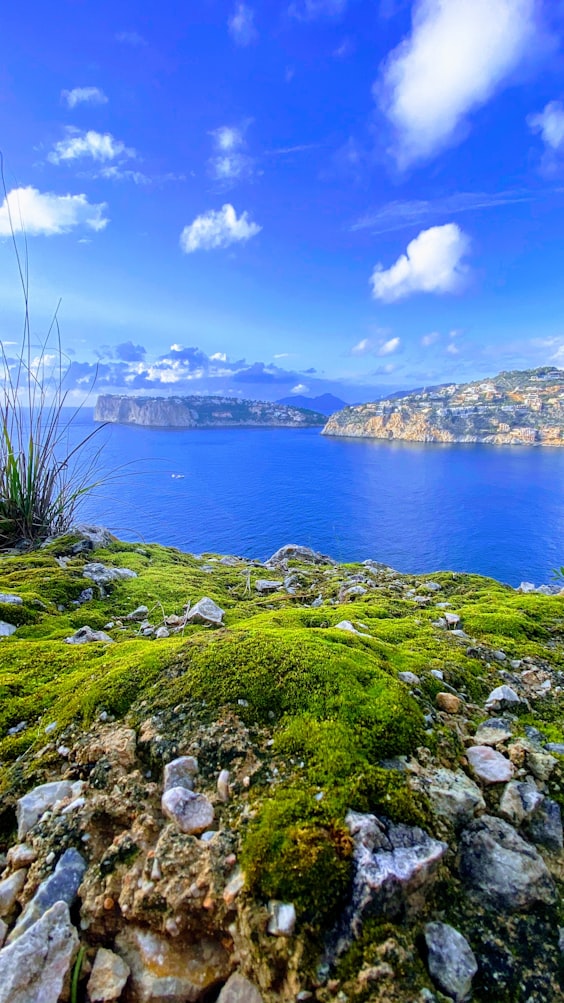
[184, 597, 225, 626]
[0, 593, 23, 604]
[424, 921, 478, 1002]
[0, 622, 17, 637]
[485, 685, 521, 712]
[163, 756, 198, 792]
[466, 746, 515, 784]
[161, 788, 215, 835]
[87, 947, 131, 1002]
[474, 718, 512, 746]
[0, 870, 26, 917]
[436, 693, 462, 714]
[65, 625, 113, 644]
[398, 671, 421, 686]
[217, 769, 230, 802]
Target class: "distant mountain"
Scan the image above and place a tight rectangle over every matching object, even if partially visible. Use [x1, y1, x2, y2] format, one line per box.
[323, 368, 564, 446]
[94, 394, 326, 428]
[276, 393, 348, 416]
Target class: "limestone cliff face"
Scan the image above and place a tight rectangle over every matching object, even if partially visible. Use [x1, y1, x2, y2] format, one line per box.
[94, 394, 325, 428]
[323, 367, 564, 446]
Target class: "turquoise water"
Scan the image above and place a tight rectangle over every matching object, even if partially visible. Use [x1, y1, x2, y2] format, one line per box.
[70, 411, 564, 585]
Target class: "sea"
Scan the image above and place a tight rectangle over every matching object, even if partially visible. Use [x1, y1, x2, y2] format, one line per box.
[65, 409, 564, 587]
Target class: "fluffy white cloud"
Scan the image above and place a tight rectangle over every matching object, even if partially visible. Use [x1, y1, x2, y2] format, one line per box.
[379, 336, 400, 355]
[48, 129, 135, 164]
[378, 0, 538, 166]
[351, 338, 373, 356]
[528, 100, 564, 151]
[371, 223, 470, 302]
[0, 186, 108, 236]
[211, 126, 244, 151]
[180, 203, 261, 253]
[291, 383, 309, 393]
[228, 5, 258, 45]
[61, 87, 108, 108]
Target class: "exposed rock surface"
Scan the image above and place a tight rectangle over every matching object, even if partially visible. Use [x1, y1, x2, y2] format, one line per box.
[185, 597, 225, 626]
[424, 921, 478, 1002]
[217, 972, 264, 1003]
[95, 394, 326, 429]
[0, 901, 78, 1003]
[87, 947, 130, 1001]
[115, 925, 230, 1002]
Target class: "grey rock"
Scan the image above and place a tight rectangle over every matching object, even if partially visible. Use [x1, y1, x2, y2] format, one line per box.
[73, 587, 94, 606]
[485, 685, 521, 712]
[430, 669, 444, 680]
[466, 746, 514, 784]
[499, 781, 543, 826]
[398, 671, 421, 686]
[163, 756, 198, 792]
[0, 622, 17, 637]
[65, 625, 113, 644]
[334, 620, 370, 636]
[82, 562, 137, 587]
[70, 524, 115, 549]
[9, 847, 86, 941]
[0, 919, 6, 947]
[419, 768, 485, 827]
[161, 787, 214, 834]
[444, 613, 461, 628]
[310, 596, 323, 608]
[265, 544, 336, 568]
[341, 812, 447, 942]
[17, 780, 74, 839]
[217, 973, 264, 1003]
[492, 649, 507, 662]
[8, 721, 27, 735]
[184, 597, 225, 626]
[458, 814, 556, 910]
[546, 743, 564, 755]
[7, 844, 37, 870]
[0, 900, 78, 1003]
[341, 585, 367, 598]
[451, 629, 470, 638]
[255, 579, 282, 594]
[518, 582, 537, 594]
[218, 556, 243, 566]
[474, 718, 512, 746]
[87, 947, 130, 1001]
[155, 626, 170, 639]
[267, 901, 296, 936]
[217, 769, 230, 802]
[0, 869, 26, 917]
[126, 605, 149, 621]
[422, 581, 442, 592]
[524, 797, 563, 853]
[0, 593, 23, 605]
[424, 921, 478, 1002]
[527, 749, 557, 781]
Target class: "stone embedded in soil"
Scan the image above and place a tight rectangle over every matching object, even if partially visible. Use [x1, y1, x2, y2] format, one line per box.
[265, 544, 336, 568]
[474, 718, 512, 747]
[82, 563, 137, 587]
[458, 814, 557, 911]
[424, 921, 478, 1002]
[161, 787, 215, 834]
[0, 593, 22, 604]
[499, 781, 543, 826]
[163, 756, 198, 792]
[485, 685, 521, 712]
[115, 925, 230, 1003]
[255, 579, 281, 593]
[0, 900, 78, 1003]
[341, 812, 447, 943]
[217, 972, 264, 1003]
[398, 671, 421, 686]
[267, 901, 297, 937]
[17, 780, 74, 839]
[184, 597, 225, 626]
[524, 797, 564, 853]
[0, 869, 26, 918]
[0, 621, 17, 636]
[436, 693, 462, 714]
[9, 847, 86, 941]
[87, 947, 131, 1002]
[414, 768, 485, 827]
[466, 746, 514, 784]
[65, 625, 113, 644]
[6, 844, 37, 870]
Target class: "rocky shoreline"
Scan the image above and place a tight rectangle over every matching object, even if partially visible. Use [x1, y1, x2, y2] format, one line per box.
[0, 529, 563, 1002]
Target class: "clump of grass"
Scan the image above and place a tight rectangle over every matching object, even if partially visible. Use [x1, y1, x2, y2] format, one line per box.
[0, 160, 105, 548]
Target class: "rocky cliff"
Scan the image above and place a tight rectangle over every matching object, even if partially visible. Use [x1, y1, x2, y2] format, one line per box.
[0, 529, 563, 1002]
[323, 367, 564, 445]
[94, 394, 325, 428]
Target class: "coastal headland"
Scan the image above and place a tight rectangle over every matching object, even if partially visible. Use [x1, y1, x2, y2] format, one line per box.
[94, 394, 326, 429]
[323, 367, 564, 445]
[0, 527, 563, 1001]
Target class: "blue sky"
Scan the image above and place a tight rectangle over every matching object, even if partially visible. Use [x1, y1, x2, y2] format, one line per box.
[1, 0, 564, 403]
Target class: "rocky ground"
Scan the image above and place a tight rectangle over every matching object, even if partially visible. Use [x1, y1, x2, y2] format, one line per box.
[0, 527, 563, 1002]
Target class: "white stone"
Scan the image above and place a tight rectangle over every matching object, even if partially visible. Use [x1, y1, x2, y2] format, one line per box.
[0, 869, 26, 917]
[87, 947, 130, 1002]
[65, 625, 113, 644]
[485, 685, 521, 711]
[0, 622, 17, 637]
[466, 746, 515, 784]
[217, 972, 264, 1003]
[185, 597, 225, 626]
[267, 901, 296, 936]
[17, 781, 73, 839]
[0, 594, 23, 604]
[0, 900, 78, 1003]
[161, 787, 214, 834]
[163, 756, 198, 792]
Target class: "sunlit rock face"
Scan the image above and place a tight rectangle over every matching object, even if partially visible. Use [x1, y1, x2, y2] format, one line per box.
[94, 394, 326, 428]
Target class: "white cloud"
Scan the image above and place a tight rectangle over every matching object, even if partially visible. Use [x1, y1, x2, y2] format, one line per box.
[528, 100, 564, 151]
[210, 153, 254, 183]
[370, 223, 470, 302]
[421, 331, 440, 347]
[48, 129, 135, 164]
[291, 383, 309, 393]
[61, 87, 108, 108]
[351, 335, 400, 356]
[211, 126, 244, 151]
[446, 342, 459, 355]
[210, 351, 227, 361]
[378, 0, 539, 166]
[228, 4, 258, 45]
[0, 186, 108, 236]
[289, 0, 348, 19]
[180, 203, 261, 253]
[379, 336, 400, 355]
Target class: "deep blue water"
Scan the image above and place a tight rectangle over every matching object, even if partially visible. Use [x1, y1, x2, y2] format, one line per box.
[66, 410, 564, 586]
